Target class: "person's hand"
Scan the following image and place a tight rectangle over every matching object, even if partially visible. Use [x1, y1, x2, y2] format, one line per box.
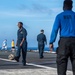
[20, 43, 22, 47]
[49, 44, 53, 52]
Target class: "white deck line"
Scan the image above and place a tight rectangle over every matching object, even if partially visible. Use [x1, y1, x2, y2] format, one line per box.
[0, 58, 72, 74]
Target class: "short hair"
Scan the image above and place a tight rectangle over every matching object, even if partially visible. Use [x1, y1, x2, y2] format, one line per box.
[41, 29, 44, 32]
[18, 22, 23, 25]
[63, 0, 73, 9]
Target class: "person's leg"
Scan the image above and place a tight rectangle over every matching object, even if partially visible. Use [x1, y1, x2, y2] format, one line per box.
[15, 46, 21, 62]
[22, 42, 27, 66]
[40, 44, 44, 58]
[57, 54, 68, 75]
[70, 41, 75, 75]
[56, 38, 69, 75]
[2, 46, 4, 50]
[5, 46, 7, 50]
[12, 47, 15, 53]
[3, 47, 5, 50]
[38, 44, 41, 58]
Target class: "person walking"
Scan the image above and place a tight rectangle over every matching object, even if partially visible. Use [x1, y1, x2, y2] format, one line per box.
[37, 30, 47, 59]
[49, 0, 75, 75]
[2, 39, 7, 50]
[11, 39, 15, 51]
[15, 22, 27, 66]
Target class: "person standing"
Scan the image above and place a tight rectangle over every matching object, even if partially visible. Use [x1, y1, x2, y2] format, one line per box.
[37, 30, 47, 59]
[15, 22, 27, 66]
[2, 39, 7, 50]
[49, 0, 75, 75]
[11, 40, 15, 51]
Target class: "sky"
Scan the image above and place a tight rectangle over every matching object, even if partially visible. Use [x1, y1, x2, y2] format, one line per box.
[0, 0, 75, 47]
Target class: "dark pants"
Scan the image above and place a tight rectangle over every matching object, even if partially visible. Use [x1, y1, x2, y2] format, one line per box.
[56, 37, 75, 75]
[16, 41, 27, 64]
[38, 44, 44, 58]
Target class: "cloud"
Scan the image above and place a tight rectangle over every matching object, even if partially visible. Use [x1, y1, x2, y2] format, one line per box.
[18, 2, 53, 15]
[18, 4, 31, 12]
[0, 5, 62, 20]
[18, 2, 63, 18]
[0, 2, 53, 18]
[52, 8, 62, 13]
[0, 11, 36, 18]
[32, 3, 52, 14]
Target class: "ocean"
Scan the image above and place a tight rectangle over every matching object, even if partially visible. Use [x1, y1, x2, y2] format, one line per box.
[0, 47, 57, 52]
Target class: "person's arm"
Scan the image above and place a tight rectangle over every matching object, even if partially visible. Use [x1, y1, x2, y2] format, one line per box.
[16, 39, 18, 46]
[44, 35, 47, 45]
[20, 29, 27, 46]
[49, 15, 60, 50]
[20, 38, 25, 46]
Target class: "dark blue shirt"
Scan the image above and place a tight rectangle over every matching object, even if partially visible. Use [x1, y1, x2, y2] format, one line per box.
[50, 10, 75, 44]
[17, 27, 27, 41]
[37, 33, 47, 45]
